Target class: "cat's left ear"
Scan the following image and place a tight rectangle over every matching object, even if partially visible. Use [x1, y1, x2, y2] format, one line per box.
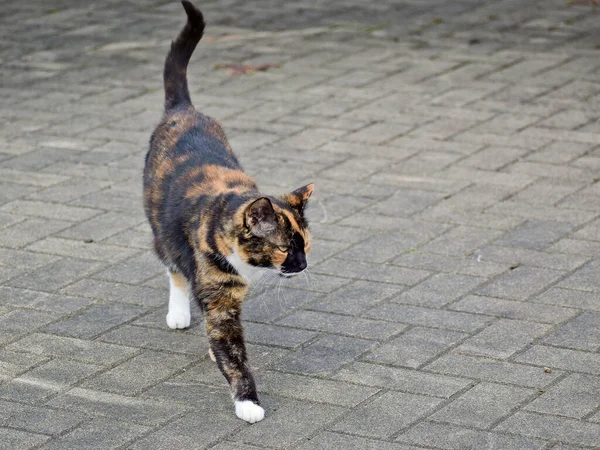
[284, 183, 314, 212]
[245, 197, 277, 237]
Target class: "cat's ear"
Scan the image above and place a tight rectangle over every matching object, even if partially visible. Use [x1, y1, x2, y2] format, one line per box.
[245, 197, 277, 237]
[284, 183, 314, 212]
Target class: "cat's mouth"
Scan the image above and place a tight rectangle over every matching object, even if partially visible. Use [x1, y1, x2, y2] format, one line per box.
[279, 270, 304, 278]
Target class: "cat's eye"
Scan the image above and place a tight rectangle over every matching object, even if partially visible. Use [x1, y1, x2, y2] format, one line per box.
[277, 246, 289, 253]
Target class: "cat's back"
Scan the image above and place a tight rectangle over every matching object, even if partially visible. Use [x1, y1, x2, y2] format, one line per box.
[146, 107, 239, 173]
[143, 107, 256, 228]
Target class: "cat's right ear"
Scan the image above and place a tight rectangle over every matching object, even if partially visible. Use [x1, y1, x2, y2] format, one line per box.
[245, 197, 277, 237]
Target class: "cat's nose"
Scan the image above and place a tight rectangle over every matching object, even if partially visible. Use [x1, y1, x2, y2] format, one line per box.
[297, 254, 307, 271]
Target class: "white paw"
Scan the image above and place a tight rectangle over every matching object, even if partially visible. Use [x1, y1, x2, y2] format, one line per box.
[235, 400, 265, 423]
[208, 347, 216, 362]
[166, 310, 191, 329]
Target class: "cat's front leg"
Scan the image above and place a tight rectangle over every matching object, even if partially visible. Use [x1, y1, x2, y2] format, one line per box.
[204, 298, 264, 423]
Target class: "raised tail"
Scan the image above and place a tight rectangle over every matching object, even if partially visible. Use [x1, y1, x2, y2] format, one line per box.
[163, 1, 205, 111]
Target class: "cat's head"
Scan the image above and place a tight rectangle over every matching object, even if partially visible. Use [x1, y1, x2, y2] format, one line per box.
[234, 184, 314, 277]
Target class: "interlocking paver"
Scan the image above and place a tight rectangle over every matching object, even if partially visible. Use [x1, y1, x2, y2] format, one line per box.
[0, 400, 86, 436]
[40, 418, 150, 450]
[330, 391, 442, 439]
[515, 346, 600, 375]
[363, 327, 467, 369]
[456, 319, 551, 359]
[365, 303, 490, 332]
[450, 295, 579, 324]
[431, 382, 534, 429]
[233, 396, 346, 448]
[525, 373, 600, 419]
[474, 265, 565, 301]
[398, 421, 546, 450]
[333, 361, 471, 398]
[496, 411, 600, 447]
[0, 358, 102, 403]
[3, 0, 600, 446]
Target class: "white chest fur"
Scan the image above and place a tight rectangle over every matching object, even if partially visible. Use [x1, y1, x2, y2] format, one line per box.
[226, 250, 264, 283]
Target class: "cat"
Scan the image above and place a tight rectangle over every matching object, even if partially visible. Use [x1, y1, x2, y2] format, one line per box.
[143, 0, 313, 423]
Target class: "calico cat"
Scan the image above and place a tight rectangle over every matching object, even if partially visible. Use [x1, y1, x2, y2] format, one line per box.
[143, 1, 313, 423]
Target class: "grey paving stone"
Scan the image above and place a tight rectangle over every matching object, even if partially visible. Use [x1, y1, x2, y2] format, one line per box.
[244, 322, 318, 348]
[0, 358, 102, 403]
[259, 371, 379, 407]
[46, 387, 186, 426]
[0, 349, 49, 382]
[7, 333, 137, 365]
[496, 411, 600, 447]
[277, 310, 406, 340]
[233, 396, 347, 448]
[0, 400, 86, 436]
[331, 391, 442, 439]
[431, 382, 534, 429]
[57, 211, 144, 241]
[0, 286, 94, 314]
[209, 443, 264, 450]
[494, 220, 574, 250]
[419, 226, 505, 256]
[281, 272, 350, 294]
[393, 273, 485, 308]
[26, 178, 110, 203]
[549, 238, 600, 257]
[44, 302, 147, 339]
[243, 288, 322, 323]
[572, 217, 600, 242]
[335, 231, 430, 264]
[27, 237, 138, 262]
[60, 278, 166, 307]
[392, 252, 509, 278]
[0, 248, 59, 270]
[515, 345, 600, 375]
[313, 258, 431, 286]
[365, 303, 490, 332]
[450, 295, 579, 324]
[474, 265, 565, 301]
[6, 257, 105, 292]
[364, 190, 445, 218]
[128, 409, 241, 450]
[0, 427, 50, 449]
[525, 373, 600, 419]
[81, 350, 195, 395]
[426, 353, 563, 389]
[0, 218, 72, 249]
[298, 431, 415, 450]
[533, 287, 600, 311]
[398, 421, 546, 450]
[92, 251, 164, 285]
[99, 325, 209, 356]
[309, 280, 403, 315]
[456, 319, 551, 359]
[0, 309, 60, 335]
[278, 334, 374, 374]
[542, 312, 600, 351]
[40, 418, 149, 450]
[364, 327, 467, 369]
[334, 361, 471, 398]
[559, 259, 600, 293]
[476, 245, 588, 272]
[0, 200, 101, 222]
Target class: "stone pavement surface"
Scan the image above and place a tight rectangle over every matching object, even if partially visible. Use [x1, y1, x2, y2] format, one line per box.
[1, 0, 600, 448]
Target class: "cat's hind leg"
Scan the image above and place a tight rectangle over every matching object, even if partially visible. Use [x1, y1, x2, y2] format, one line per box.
[166, 269, 191, 329]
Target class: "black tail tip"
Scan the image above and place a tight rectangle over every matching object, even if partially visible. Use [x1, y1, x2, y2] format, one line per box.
[181, 0, 204, 26]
